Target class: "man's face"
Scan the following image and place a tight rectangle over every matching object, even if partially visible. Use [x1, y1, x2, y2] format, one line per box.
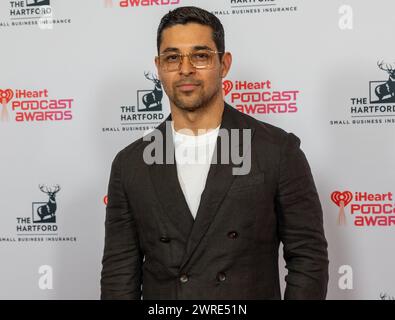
[155, 23, 230, 112]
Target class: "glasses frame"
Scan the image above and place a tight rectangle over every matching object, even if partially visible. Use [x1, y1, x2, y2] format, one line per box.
[157, 49, 223, 72]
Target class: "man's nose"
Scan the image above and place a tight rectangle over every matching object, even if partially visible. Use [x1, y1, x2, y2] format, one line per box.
[179, 55, 195, 75]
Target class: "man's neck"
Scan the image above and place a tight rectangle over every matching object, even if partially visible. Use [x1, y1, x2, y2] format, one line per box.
[171, 98, 224, 136]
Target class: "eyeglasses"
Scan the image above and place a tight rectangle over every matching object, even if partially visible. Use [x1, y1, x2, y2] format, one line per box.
[157, 49, 222, 72]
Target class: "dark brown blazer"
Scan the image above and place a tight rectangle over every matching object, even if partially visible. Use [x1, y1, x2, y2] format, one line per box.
[101, 103, 329, 300]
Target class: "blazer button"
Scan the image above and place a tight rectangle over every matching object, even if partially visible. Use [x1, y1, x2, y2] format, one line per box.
[180, 274, 189, 283]
[217, 272, 226, 282]
[160, 237, 171, 243]
[227, 231, 238, 239]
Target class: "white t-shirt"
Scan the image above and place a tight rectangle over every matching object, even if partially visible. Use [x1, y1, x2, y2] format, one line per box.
[172, 122, 220, 219]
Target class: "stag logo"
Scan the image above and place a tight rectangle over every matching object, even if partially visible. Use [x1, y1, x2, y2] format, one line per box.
[370, 61, 395, 104]
[26, 0, 50, 6]
[137, 72, 163, 112]
[380, 292, 395, 300]
[32, 185, 61, 223]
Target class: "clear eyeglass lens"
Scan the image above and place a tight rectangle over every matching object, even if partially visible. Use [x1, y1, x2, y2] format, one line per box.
[161, 50, 214, 71]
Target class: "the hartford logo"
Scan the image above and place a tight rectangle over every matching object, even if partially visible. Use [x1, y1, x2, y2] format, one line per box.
[105, 0, 181, 7]
[33, 185, 60, 223]
[213, 0, 297, 17]
[0, 184, 78, 243]
[0, 88, 73, 122]
[223, 79, 299, 115]
[26, 0, 50, 6]
[0, 1, 72, 28]
[370, 61, 395, 103]
[138, 72, 163, 112]
[331, 190, 395, 227]
[102, 72, 165, 133]
[330, 60, 395, 126]
[9, 0, 51, 17]
[16, 185, 60, 233]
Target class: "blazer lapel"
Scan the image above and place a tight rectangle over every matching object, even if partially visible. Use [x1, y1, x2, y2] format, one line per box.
[180, 103, 256, 269]
[148, 116, 195, 240]
[147, 104, 256, 264]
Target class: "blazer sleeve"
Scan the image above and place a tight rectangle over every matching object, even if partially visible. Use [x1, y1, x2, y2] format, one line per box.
[101, 151, 143, 300]
[275, 133, 329, 300]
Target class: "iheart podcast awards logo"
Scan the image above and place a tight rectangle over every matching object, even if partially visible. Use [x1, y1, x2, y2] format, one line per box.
[0, 88, 73, 122]
[331, 190, 395, 227]
[223, 79, 299, 115]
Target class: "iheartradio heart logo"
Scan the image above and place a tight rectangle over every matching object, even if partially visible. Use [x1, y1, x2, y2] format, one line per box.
[331, 191, 353, 226]
[331, 191, 353, 207]
[222, 80, 233, 96]
[0, 89, 14, 104]
[0, 89, 14, 122]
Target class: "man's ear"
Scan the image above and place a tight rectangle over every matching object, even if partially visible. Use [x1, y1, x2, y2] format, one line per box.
[154, 56, 162, 81]
[221, 52, 232, 78]
[155, 56, 160, 71]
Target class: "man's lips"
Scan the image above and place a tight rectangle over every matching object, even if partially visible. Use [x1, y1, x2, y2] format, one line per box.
[176, 82, 201, 92]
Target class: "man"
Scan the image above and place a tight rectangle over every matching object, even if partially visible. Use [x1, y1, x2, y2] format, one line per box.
[101, 6, 329, 300]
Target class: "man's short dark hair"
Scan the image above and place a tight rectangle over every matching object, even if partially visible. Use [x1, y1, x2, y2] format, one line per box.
[157, 6, 225, 58]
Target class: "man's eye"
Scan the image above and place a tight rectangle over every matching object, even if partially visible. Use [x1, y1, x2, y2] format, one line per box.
[193, 53, 209, 60]
[165, 55, 179, 62]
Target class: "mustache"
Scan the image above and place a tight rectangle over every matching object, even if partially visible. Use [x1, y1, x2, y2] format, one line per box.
[175, 79, 202, 86]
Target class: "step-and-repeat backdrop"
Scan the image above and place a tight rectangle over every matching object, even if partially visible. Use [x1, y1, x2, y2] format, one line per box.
[1, 0, 394, 300]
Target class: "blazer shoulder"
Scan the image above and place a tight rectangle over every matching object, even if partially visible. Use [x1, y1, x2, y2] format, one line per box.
[111, 134, 148, 168]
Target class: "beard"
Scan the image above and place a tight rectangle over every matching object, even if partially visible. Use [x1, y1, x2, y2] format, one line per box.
[170, 79, 222, 113]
